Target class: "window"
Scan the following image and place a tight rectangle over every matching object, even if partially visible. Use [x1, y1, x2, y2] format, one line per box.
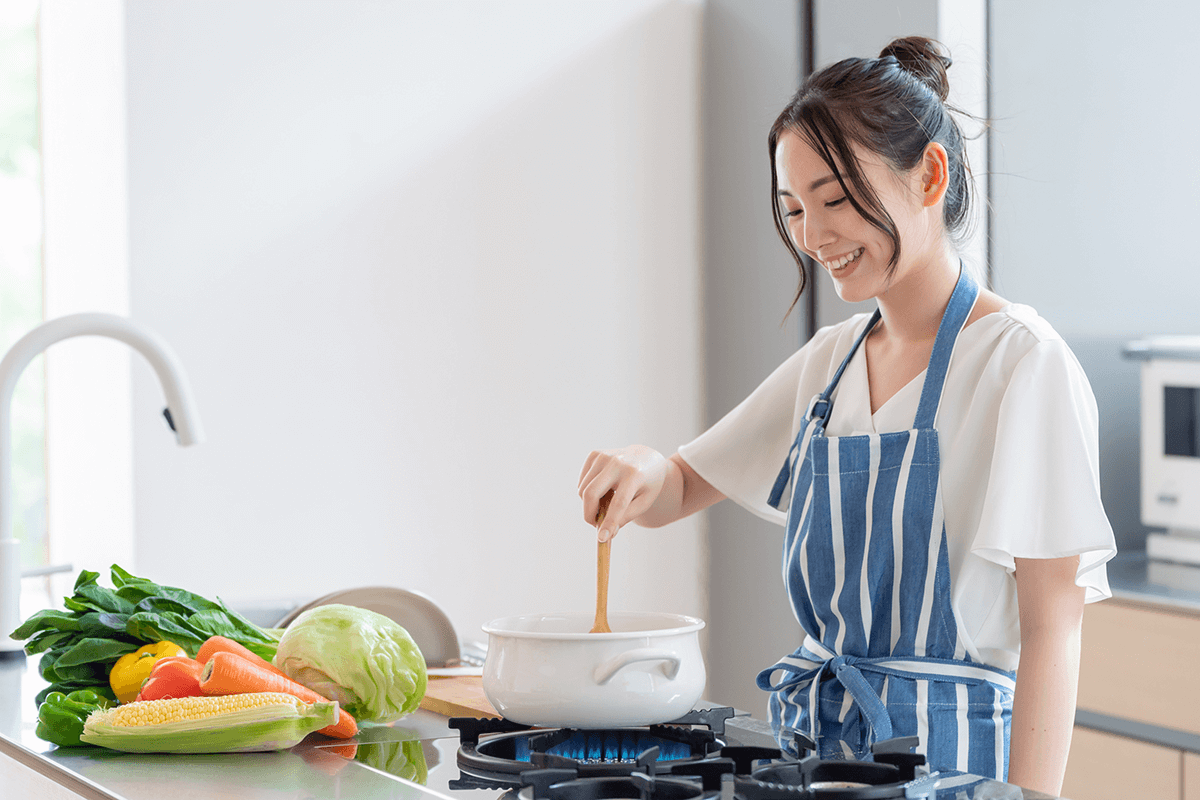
[0, 2, 47, 584]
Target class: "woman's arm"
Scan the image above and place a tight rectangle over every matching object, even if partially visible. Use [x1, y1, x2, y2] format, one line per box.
[578, 448, 725, 541]
[1006, 554, 1086, 796]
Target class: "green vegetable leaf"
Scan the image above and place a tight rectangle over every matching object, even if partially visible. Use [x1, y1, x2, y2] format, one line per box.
[39, 647, 67, 681]
[75, 584, 137, 616]
[135, 596, 201, 616]
[110, 565, 224, 613]
[212, 603, 277, 643]
[73, 569, 100, 592]
[62, 597, 91, 613]
[55, 637, 139, 669]
[24, 630, 76, 655]
[75, 612, 131, 639]
[124, 612, 205, 655]
[50, 661, 109, 683]
[10, 608, 81, 640]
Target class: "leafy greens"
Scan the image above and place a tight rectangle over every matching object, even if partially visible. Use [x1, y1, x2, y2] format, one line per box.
[10, 565, 281, 705]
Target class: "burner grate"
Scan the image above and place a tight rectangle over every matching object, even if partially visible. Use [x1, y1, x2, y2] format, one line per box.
[452, 709, 734, 786]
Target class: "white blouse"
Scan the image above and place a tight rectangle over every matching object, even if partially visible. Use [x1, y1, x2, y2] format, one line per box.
[678, 304, 1117, 672]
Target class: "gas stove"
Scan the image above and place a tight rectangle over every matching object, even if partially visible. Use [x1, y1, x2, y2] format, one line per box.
[319, 706, 1058, 800]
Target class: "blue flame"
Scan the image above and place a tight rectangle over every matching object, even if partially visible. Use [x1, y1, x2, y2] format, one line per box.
[513, 732, 693, 763]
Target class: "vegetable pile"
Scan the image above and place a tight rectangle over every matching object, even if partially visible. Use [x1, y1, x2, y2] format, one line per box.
[11, 565, 281, 706]
[10, 566, 430, 755]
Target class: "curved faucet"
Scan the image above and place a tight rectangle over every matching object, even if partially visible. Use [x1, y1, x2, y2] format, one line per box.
[0, 313, 204, 656]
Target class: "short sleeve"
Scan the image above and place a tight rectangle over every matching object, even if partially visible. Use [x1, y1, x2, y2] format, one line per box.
[677, 350, 808, 526]
[970, 338, 1117, 603]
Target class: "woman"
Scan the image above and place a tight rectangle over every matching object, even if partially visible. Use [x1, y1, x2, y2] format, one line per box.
[576, 36, 1116, 797]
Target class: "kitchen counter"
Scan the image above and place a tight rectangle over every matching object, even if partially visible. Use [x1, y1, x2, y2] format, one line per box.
[0, 651, 451, 800]
[1106, 549, 1200, 613]
[0, 653, 1061, 800]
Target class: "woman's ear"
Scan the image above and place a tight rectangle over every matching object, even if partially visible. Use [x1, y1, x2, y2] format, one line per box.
[919, 142, 950, 208]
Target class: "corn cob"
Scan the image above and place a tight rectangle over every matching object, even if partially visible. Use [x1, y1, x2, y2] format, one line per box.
[81, 692, 337, 753]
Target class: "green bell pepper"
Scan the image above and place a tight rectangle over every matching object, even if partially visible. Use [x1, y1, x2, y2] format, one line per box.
[36, 689, 112, 747]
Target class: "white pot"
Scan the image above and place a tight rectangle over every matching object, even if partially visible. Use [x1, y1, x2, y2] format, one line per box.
[481, 611, 706, 728]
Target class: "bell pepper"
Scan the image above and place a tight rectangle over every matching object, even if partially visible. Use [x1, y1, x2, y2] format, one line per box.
[109, 641, 187, 704]
[136, 656, 204, 702]
[36, 689, 112, 747]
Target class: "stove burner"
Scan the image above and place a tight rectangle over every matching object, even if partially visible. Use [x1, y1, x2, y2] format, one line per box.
[451, 708, 735, 788]
[741, 736, 932, 800]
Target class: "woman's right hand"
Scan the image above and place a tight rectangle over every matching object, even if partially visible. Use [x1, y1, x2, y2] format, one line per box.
[578, 445, 671, 543]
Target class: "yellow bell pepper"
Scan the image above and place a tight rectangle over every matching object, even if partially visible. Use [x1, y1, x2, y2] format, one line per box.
[109, 641, 187, 704]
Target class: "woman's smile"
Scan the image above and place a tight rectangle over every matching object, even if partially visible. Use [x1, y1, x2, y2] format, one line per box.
[822, 247, 864, 272]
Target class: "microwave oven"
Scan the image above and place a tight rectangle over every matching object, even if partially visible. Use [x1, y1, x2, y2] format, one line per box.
[1125, 336, 1200, 564]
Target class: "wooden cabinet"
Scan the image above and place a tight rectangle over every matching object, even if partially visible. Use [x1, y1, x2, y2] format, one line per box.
[1066, 598, 1200, 800]
[1062, 727, 1180, 800]
[1185, 752, 1200, 800]
[1077, 600, 1200, 735]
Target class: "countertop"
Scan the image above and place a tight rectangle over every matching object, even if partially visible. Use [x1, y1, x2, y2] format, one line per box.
[0, 653, 1061, 800]
[1105, 549, 1200, 614]
[9, 548, 1187, 800]
[0, 650, 453, 800]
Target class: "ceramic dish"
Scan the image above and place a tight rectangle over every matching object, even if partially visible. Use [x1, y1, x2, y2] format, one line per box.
[275, 586, 462, 668]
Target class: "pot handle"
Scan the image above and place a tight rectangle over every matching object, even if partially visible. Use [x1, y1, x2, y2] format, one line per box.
[592, 648, 682, 685]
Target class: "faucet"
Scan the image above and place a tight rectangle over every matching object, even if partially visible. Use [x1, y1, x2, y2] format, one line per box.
[0, 313, 204, 657]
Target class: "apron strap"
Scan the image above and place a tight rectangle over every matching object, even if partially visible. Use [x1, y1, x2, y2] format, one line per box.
[807, 308, 881, 427]
[912, 265, 980, 430]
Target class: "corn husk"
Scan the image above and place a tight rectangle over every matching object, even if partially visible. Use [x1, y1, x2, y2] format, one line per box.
[80, 693, 338, 753]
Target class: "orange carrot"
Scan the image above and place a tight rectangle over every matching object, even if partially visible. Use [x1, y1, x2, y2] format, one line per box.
[200, 651, 357, 739]
[197, 635, 290, 680]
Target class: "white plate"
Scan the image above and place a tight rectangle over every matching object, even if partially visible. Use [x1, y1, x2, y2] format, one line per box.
[274, 586, 461, 668]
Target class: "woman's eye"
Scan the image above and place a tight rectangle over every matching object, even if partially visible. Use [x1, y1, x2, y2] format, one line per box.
[785, 207, 803, 218]
[826, 196, 847, 208]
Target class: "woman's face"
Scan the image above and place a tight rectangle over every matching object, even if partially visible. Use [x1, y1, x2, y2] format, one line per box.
[774, 130, 933, 304]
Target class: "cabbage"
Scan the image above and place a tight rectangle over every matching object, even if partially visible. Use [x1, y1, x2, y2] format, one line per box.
[273, 604, 427, 724]
[356, 739, 429, 784]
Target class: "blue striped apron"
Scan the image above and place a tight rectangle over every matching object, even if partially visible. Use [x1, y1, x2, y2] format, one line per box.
[755, 268, 1016, 779]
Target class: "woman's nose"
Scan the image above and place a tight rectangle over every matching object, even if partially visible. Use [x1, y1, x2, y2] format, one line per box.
[801, 211, 833, 255]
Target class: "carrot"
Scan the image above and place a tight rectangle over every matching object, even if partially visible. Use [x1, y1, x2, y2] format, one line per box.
[200, 651, 358, 739]
[197, 635, 290, 680]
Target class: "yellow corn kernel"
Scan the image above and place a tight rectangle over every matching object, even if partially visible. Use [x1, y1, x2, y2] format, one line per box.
[110, 693, 303, 727]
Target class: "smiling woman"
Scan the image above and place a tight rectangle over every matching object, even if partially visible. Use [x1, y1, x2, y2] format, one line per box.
[577, 34, 1117, 798]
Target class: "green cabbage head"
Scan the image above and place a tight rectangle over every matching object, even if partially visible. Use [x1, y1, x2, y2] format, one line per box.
[273, 604, 427, 724]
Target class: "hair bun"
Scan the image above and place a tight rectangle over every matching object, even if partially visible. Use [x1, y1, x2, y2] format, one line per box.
[879, 36, 951, 101]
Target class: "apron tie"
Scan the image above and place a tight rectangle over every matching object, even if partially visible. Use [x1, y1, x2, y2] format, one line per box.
[828, 655, 894, 742]
[757, 637, 1016, 756]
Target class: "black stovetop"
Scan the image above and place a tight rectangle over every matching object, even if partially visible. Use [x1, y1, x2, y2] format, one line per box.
[319, 706, 1057, 800]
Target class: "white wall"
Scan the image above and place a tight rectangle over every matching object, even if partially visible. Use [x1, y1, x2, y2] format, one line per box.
[41, 0, 707, 651]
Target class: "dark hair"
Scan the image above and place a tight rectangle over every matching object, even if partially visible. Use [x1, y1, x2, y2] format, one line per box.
[769, 36, 974, 308]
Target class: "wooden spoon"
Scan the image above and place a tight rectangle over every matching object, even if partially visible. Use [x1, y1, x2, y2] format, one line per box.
[590, 491, 615, 634]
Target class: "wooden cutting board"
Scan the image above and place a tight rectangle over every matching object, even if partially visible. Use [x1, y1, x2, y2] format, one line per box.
[420, 675, 499, 718]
